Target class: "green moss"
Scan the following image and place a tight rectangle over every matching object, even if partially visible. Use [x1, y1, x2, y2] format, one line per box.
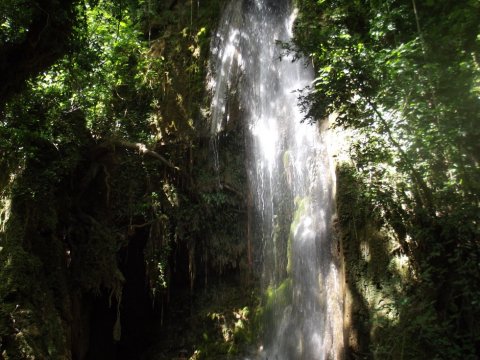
[255, 277, 292, 342]
[265, 277, 292, 310]
[286, 196, 309, 274]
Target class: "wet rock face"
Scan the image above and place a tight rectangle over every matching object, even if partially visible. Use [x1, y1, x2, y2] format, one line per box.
[264, 0, 289, 14]
[243, 0, 289, 17]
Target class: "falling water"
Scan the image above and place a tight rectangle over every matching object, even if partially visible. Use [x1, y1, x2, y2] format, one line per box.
[209, 0, 344, 359]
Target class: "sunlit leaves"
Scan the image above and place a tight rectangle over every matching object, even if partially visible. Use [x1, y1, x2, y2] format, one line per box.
[295, 0, 480, 206]
[293, 0, 480, 356]
[0, 0, 33, 44]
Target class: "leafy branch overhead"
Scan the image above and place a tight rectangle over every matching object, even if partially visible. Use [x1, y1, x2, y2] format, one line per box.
[0, 0, 81, 105]
[107, 138, 179, 170]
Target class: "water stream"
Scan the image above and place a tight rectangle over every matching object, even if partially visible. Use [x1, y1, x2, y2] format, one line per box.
[209, 1, 344, 358]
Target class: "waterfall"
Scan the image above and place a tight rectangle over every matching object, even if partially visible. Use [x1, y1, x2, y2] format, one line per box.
[209, 0, 344, 358]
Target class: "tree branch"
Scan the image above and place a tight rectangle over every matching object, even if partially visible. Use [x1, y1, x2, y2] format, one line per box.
[107, 138, 180, 170]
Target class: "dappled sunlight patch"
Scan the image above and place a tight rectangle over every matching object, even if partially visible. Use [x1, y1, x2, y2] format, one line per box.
[171, 284, 259, 360]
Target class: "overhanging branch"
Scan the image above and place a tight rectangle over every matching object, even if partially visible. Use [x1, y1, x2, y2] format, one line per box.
[107, 138, 180, 170]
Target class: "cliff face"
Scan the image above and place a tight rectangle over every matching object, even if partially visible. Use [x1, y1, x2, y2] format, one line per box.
[336, 164, 413, 359]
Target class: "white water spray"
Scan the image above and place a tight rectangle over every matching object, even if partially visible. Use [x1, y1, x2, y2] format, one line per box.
[209, 1, 344, 358]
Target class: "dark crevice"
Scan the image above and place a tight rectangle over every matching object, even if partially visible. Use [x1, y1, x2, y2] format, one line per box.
[117, 230, 155, 360]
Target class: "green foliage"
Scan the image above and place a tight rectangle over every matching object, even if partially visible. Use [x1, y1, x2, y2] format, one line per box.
[0, 180, 74, 358]
[0, 0, 33, 44]
[174, 183, 247, 277]
[187, 284, 258, 359]
[292, 1, 480, 358]
[0, 0, 81, 104]
[337, 164, 410, 357]
[0, 0, 183, 356]
[0, 0, 242, 358]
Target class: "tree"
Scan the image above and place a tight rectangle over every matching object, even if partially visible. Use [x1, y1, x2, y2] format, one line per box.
[0, 0, 82, 105]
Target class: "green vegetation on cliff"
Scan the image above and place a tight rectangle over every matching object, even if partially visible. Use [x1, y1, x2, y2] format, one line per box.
[292, 0, 480, 358]
[1, 1, 253, 358]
